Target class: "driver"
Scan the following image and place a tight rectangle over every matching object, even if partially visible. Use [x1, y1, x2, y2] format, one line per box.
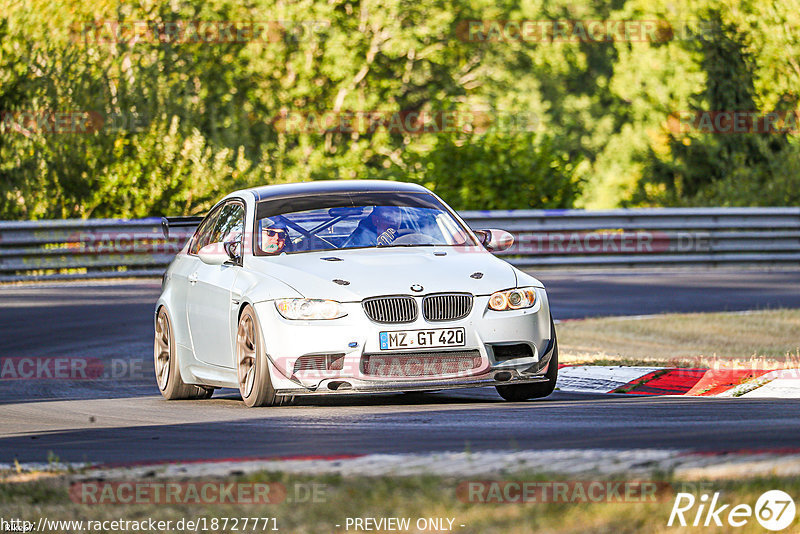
[260, 219, 289, 254]
[347, 206, 404, 247]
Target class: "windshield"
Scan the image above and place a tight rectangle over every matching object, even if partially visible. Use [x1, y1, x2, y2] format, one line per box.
[254, 192, 479, 255]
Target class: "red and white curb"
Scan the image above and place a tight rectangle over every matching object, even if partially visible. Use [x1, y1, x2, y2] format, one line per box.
[557, 365, 800, 397]
[555, 366, 665, 393]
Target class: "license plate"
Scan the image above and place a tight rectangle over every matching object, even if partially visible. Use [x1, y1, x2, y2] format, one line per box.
[379, 328, 465, 350]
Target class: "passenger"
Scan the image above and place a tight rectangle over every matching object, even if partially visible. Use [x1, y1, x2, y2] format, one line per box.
[346, 206, 404, 247]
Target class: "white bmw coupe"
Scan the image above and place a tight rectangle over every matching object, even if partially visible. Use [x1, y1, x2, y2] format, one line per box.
[155, 180, 557, 406]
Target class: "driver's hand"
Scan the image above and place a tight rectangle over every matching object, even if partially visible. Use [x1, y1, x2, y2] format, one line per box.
[377, 228, 397, 246]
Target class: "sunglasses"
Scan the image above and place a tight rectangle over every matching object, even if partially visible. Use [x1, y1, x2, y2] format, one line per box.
[263, 229, 286, 238]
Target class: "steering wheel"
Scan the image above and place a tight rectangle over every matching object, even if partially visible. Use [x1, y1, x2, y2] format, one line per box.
[392, 233, 437, 245]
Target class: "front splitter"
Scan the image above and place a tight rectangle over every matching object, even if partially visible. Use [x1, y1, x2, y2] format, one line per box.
[275, 371, 550, 396]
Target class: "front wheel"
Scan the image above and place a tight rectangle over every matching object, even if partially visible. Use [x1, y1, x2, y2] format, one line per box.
[495, 322, 558, 402]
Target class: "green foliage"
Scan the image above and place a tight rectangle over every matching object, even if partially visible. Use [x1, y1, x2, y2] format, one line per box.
[0, 0, 798, 219]
[410, 132, 581, 210]
[632, 10, 800, 206]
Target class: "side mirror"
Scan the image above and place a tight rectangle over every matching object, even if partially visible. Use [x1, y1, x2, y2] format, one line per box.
[474, 229, 514, 252]
[198, 242, 236, 266]
[224, 241, 242, 263]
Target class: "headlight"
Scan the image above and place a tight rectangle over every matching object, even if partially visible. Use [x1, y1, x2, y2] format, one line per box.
[488, 287, 537, 311]
[275, 299, 347, 320]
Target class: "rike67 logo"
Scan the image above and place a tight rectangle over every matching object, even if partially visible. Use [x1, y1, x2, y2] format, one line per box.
[668, 490, 796, 530]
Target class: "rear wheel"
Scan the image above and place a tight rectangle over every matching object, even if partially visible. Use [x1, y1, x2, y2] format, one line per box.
[236, 305, 294, 407]
[495, 321, 558, 402]
[154, 307, 213, 400]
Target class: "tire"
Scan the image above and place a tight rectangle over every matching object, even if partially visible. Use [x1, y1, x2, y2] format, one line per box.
[236, 305, 292, 407]
[154, 307, 213, 400]
[495, 319, 558, 402]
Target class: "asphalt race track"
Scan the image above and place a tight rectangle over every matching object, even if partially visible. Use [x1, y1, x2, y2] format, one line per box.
[4, 392, 800, 464]
[2, 268, 800, 465]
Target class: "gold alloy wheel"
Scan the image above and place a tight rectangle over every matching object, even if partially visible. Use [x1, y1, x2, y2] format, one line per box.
[154, 308, 171, 391]
[154, 307, 213, 400]
[237, 311, 257, 398]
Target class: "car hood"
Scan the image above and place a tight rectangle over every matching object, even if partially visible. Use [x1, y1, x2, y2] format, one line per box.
[246, 246, 538, 301]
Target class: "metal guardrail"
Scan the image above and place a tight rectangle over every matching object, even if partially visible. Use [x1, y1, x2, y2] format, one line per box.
[461, 207, 800, 268]
[1, 207, 798, 281]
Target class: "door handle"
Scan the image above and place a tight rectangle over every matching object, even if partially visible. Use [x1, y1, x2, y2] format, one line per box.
[188, 272, 198, 285]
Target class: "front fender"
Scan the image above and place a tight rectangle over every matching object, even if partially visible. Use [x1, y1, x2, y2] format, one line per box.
[236, 268, 304, 304]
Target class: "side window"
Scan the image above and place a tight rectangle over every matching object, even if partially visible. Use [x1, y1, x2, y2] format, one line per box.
[209, 202, 245, 245]
[188, 207, 222, 255]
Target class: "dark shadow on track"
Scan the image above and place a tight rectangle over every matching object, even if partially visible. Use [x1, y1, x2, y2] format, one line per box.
[3, 394, 799, 464]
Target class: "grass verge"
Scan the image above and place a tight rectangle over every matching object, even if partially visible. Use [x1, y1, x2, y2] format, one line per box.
[557, 309, 800, 366]
[1, 471, 798, 533]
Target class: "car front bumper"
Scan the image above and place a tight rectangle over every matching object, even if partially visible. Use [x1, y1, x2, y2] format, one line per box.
[253, 287, 554, 395]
